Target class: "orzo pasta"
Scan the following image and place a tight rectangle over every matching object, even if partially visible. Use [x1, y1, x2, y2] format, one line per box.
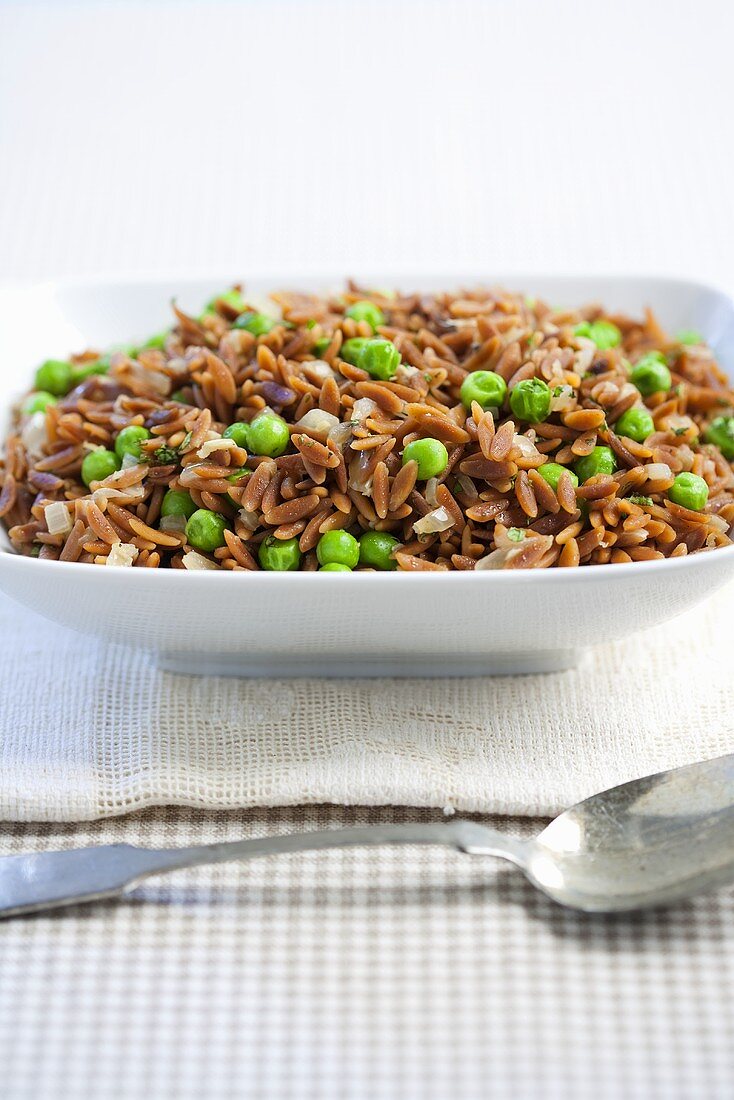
[2, 283, 734, 571]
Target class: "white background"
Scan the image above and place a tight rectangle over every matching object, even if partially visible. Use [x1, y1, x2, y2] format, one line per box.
[1, 0, 733, 290]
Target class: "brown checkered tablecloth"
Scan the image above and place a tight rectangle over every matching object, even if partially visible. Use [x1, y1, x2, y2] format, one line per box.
[2, 806, 733, 1100]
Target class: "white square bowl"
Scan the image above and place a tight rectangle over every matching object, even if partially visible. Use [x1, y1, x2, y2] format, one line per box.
[2, 273, 734, 677]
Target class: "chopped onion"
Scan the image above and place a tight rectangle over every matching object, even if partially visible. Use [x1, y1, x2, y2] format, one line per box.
[644, 463, 673, 481]
[121, 452, 141, 469]
[511, 434, 544, 464]
[237, 507, 260, 532]
[453, 474, 478, 501]
[21, 412, 47, 458]
[306, 360, 336, 380]
[159, 514, 187, 533]
[348, 451, 374, 494]
[197, 437, 240, 459]
[247, 294, 282, 320]
[327, 421, 355, 448]
[297, 409, 341, 439]
[350, 398, 377, 423]
[424, 477, 439, 508]
[396, 364, 421, 382]
[106, 542, 139, 567]
[549, 385, 576, 413]
[413, 506, 454, 536]
[475, 547, 518, 570]
[664, 415, 696, 435]
[92, 485, 146, 507]
[574, 347, 596, 374]
[44, 501, 73, 536]
[182, 550, 219, 571]
[707, 512, 729, 533]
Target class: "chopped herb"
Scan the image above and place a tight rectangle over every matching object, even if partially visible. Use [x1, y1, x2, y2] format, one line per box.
[628, 495, 653, 507]
[673, 426, 688, 436]
[507, 527, 525, 542]
[179, 431, 193, 451]
[150, 445, 180, 466]
[30, 545, 41, 557]
[306, 319, 317, 330]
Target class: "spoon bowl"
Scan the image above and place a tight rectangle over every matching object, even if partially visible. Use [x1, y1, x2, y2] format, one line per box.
[518, 754, 734, 910]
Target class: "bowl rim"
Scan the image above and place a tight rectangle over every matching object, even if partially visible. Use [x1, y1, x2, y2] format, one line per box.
[10, 268, 734, 296]
[3, 270, 734, 586]
[2, 542, 734, 584]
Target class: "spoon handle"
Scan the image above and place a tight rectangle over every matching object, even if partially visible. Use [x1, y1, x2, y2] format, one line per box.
[0, 820, 525, 918]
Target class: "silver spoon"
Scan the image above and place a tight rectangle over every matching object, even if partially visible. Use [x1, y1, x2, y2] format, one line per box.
[2, 753, 733, 918]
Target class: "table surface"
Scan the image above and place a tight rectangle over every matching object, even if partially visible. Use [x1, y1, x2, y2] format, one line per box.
[2, 1, 734, 1097]
[2, 805, 734, 1100]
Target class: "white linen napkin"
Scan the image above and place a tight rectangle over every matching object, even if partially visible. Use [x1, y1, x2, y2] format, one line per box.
[1, 578, 732, 822]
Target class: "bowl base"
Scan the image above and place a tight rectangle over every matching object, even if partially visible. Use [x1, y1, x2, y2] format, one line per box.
[156, 648, 585, 678]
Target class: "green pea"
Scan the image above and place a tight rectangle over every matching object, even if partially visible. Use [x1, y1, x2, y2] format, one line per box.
[226, 469, 250, 485]
[316, 530, 360, 568]
[22, 391, 57, 415]
[614, 406, 655, 443]
[509, 377, 552, 423]
[139, 331, 168, 351]
[34, 359, 73, 396]
[312, 336, 332, 358]
[459, 370, 508, 411]
[677, 329, 703, 346]
[222, 422, 251, 449]
[71, 359, 111, 384]
[574, 320, 622, 349]
[258, 534, 302, 571]
[402, 438, 449, 479]
[225, 469, 250, 505]
[232, 310, 277, 336]
[204, 289, 246, 316]
[630, 354, 672, 396]
[319, 563, 352, 572]
[161, 489, 197, 520]
[344, 300, 385, 331]
[358, 531, 399, 570]
[247, 413, 290, 457]
[185, 508, 230, 552]
[81, 448, 121, 486]
[537, 462, 579, 492]
[340, 337, 372, 366]
[668, 472, 709, 511]
[114, 425, 152, 461]
[340, 336, 400, 379]
[704, 416, 734, 460]
[574, 446, 617, 483]
[361, 338, 400, 380]
[85, 345, 136, 374]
